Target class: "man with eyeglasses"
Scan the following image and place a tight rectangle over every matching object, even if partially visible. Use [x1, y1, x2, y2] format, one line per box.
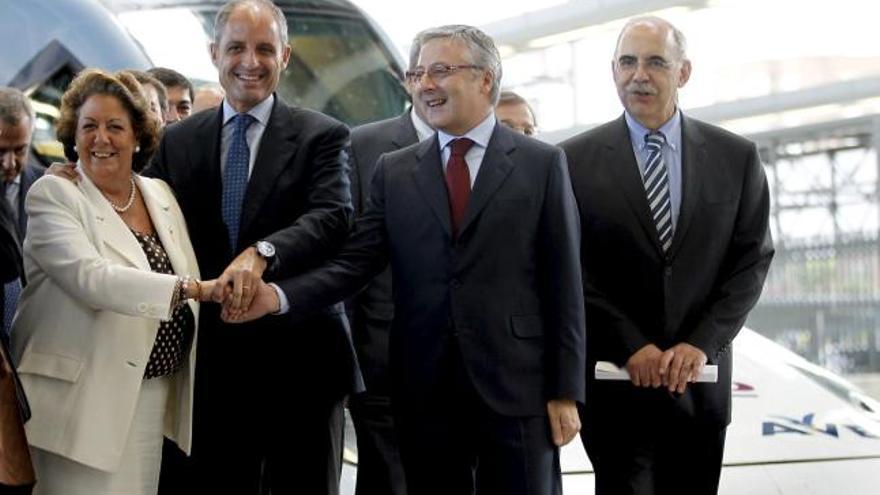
[225, 24, 585, 495]
[343, 36, 433, 495]
[559, 17, 774, 495]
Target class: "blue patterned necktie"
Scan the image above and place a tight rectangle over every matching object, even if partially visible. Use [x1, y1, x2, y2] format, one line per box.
[3, 278, 21, 338]
[644, 132, 673, 252]
[222, 113, 256, 251]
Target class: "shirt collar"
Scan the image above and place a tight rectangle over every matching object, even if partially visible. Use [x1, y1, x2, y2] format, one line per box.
[625, 109, 681, 152]
[410, 108, 434, 142]
[437, 111, 496, 152]
[222, 93, 275, 127]
[6, 171, 21, 188]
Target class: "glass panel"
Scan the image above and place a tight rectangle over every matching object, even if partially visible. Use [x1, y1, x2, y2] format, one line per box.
[278, 14, 408, 126]
[28, 65, 80, 166]
[136, 6, 411, 127]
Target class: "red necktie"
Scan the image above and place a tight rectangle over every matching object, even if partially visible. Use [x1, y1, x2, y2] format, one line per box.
[445, 138, 475, 239]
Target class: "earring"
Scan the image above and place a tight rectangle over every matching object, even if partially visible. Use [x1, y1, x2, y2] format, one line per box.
[73, 145, 78, 152]
[135, 145, 141, 153]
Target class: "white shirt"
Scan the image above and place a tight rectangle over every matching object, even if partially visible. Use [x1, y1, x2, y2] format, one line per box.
[436, 111, 496, 188]
[410, 109, 434, 142]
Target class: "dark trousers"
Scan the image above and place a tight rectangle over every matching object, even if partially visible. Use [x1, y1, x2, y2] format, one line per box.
[0, 484, 33, 495]
[395, 343, 561, 495]
[159, 397, 344, 495]
[349, 393, 407, 495]
[579, 399, 726, 495]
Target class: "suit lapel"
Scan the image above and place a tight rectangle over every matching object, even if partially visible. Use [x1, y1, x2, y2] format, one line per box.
[668, 115, 706, 257]
[606, 116, 664, 253]
[196, 106, 224, 220]
[14, 162, 40, 237]
[240, 98, 299, 239]
[458, 124, 515, 237]
[391, 111, 419, 149]
[77, 167, 149, 270]
[412, 135, 453, 239]
[137, 177, 189, 279]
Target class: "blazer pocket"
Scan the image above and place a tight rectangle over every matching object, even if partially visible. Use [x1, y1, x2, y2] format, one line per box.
[511, 315, 544, 339]
[17, 351, 84, 383]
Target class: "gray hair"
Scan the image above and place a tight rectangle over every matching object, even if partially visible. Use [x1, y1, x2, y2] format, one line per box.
[615, 16, 688, 61]
[413, 25, 503, 104]
[407, 37, 422, 71]
[214, 0, 288, 47]
[0, 87, 35, 131]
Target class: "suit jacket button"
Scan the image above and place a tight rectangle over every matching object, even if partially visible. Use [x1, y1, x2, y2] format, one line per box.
[450, 279, 461, 289]
[664, 267, 672, 276]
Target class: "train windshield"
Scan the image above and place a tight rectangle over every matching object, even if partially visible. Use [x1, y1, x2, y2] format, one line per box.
[118, 2, 409, 127]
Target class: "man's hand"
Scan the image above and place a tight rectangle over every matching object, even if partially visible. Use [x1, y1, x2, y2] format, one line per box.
[221, 281, 280, 323]
[47, 162, 79, 182]
[625, 344, 664, 388]
[212, 246, 267, 313]
[547, 399, 580, 447]
[659, 343, 707, 394]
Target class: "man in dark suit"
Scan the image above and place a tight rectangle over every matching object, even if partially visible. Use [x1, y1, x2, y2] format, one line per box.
[345, 40, 433, 495]
[560, 17, 774, 495]
[0, 87, 45, 339]
[230, 25, 585, 495]
[143, 1, 361, 493]
[0, 182, 34, 493]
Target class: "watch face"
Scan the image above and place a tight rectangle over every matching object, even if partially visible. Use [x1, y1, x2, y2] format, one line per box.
[257, 241, 275, 258]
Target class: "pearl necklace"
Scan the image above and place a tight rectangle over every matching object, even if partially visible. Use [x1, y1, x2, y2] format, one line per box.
[105, 175, 137, 213]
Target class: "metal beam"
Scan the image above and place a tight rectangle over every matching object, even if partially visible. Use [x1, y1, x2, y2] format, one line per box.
[482, 0, 708, 50]
[541, 78, 880, 145]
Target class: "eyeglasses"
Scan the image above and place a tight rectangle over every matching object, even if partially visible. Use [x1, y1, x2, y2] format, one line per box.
[405, 64, 483, 83]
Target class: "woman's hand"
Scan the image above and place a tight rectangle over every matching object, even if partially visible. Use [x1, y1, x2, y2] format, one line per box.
[197, 279, 220, 302]
[221, 280, 280, 324]
[47, 162, 79, 182]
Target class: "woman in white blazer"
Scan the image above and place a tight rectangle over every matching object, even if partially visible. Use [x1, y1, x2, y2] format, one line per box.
[10, 69, 217, 495]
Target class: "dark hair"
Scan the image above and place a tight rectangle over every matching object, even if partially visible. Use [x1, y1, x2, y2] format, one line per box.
[148, 67, 194, 102]
[128, 69, 168, 114]
[498, 90, 537, 127]
[56, 69, 161, 172]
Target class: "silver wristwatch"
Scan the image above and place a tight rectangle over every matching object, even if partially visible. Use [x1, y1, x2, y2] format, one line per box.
[254, 240, 276, 260]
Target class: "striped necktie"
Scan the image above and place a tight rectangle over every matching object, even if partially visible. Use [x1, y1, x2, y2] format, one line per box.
[222, 113, 256, 251]
[644, 132, 673, 252]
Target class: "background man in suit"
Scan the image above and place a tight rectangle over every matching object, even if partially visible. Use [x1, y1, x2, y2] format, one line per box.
[560, 16, 774, 495]
[0, 87, 44, 339]
[0, 180, 33, 494]
[495, 90, 537, 137]
[144, 1, 361, 493]
[231, 24, 585, 495]
[345, 35, 433, 495]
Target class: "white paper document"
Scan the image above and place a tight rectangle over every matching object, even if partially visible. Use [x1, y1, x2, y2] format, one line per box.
[595, 361, 718, 383]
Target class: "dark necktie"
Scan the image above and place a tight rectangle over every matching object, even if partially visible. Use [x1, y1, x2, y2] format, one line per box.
[2, 187, 20, 338]
[222, 113, 256, 251]
[445, 138, 475, 239]
[3, 278, 21, 338]
[643, 132, 673, 252]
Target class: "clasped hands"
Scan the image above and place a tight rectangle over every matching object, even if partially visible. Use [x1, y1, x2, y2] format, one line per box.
[208, 246, 280, 323]
[625, 342, 707, 393]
